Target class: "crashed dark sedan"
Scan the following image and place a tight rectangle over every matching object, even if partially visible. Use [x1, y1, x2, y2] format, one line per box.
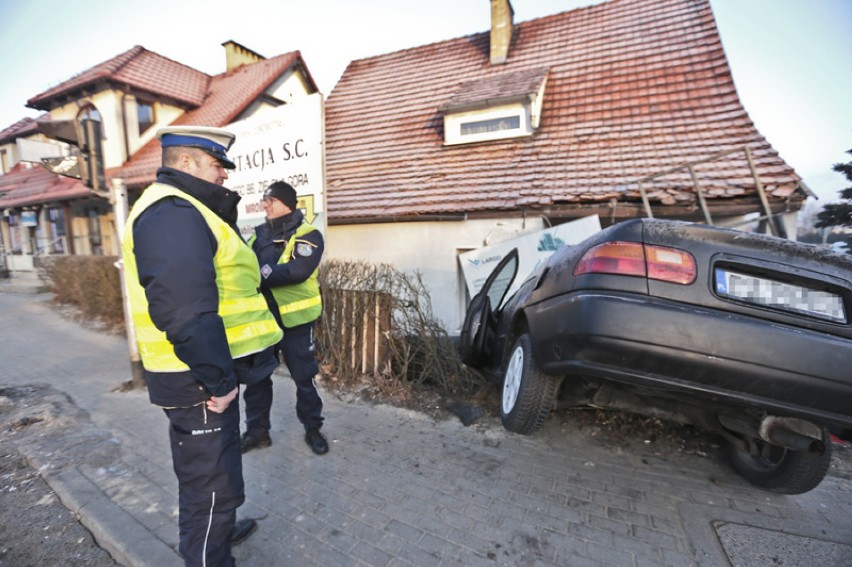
[460, 219, 852, 494]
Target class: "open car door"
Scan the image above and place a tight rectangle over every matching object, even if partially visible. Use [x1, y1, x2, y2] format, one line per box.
[459, 249, 520, 367]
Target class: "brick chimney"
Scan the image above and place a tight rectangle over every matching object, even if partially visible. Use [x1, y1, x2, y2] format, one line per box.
[490, 0, 514, 65]
[222, 40, 265, 71]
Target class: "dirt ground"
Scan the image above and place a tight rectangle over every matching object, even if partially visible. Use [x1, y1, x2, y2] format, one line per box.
[0, 386, 118, 567]
[0, 450, 119, 567]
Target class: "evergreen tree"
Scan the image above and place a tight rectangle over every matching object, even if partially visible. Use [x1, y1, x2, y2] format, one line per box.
[816, 148, 852, 231]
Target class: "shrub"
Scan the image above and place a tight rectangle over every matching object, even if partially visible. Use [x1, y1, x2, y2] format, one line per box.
[317, 259, 487, 404]
[39, 256, 124, 327]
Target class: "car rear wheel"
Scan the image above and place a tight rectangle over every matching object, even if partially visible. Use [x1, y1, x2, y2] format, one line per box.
[725, 431, 832, 494]
[501, 333, 560, 435]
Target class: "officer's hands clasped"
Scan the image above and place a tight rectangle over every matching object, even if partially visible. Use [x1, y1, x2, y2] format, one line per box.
[206, 387, 238, 413]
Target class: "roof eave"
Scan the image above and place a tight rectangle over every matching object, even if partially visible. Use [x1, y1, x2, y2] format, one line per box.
[26, 78, 202, 112]
[439, 93, 530, 113]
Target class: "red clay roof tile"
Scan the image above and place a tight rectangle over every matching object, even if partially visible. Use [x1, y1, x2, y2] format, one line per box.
[0, 114, 51, 144]
[325, 0, 801, 223]
[440, 67, 549, 111]
[27, 46, 210, 109]
[0, 165, 94, 208]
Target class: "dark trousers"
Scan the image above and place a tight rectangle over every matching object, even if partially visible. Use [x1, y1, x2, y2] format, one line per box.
[165, 402, 244, 567]
[242, 323, 323, 434]
[242, 375, 273, 434]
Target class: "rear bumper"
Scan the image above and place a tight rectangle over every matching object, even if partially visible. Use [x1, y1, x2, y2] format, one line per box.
[526, 292, 852, 428]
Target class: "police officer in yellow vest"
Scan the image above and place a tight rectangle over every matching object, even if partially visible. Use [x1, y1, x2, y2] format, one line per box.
[241, 181, 329, 455]
[122, 126, 281, 566]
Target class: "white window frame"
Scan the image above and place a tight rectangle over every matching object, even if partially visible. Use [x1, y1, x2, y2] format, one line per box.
[444, 102, 532, 146]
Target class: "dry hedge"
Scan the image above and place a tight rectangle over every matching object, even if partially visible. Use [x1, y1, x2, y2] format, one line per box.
[38, 256, 124, 327]
[317, 259, 485, 402]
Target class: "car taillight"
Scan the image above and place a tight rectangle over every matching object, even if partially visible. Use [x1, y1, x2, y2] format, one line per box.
[573, 242, 646, 277]
[646, 245, 697, 284]
[573, 241, 696, 285]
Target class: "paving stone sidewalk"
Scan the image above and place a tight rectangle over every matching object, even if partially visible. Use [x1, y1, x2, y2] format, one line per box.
[1, 292, 850, 566]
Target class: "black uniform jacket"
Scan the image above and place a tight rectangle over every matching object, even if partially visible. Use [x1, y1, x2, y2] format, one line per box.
[131, 168, 277, 408]
[251, 209, 324, 329]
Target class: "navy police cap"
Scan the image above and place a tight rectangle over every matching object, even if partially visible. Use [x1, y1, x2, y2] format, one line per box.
[157, 126, 236, 169]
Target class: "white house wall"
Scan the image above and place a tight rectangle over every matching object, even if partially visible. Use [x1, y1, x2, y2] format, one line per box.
[267, 69, 312, 103]
[780, 212, 799, 241]
[124, 97, 183, 157]
[0, 141, 17, 172]
[326, 216, 546, 333]
[235, 71, 313, 121]
[2, 133, 54, 172]
[715, 211, 800, 241]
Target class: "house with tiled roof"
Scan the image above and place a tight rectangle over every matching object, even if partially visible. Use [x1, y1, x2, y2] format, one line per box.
[0, 115, 51, 174]
[0, 114, 98, 267]
[323, 0, 810, 332]
[0, 41, 317, 274]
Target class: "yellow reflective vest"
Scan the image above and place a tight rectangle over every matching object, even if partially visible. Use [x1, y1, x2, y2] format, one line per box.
[250, 222, 322, 328]
[122, 183, 283, 372]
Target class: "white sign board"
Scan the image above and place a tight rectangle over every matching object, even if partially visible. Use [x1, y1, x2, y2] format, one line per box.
[226, 93, 325, 238]
[17, 138, 66, 163]
[459, 215, 602, 300]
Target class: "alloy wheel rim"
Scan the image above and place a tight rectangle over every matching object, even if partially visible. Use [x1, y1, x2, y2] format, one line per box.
[502, 346, 523, 414]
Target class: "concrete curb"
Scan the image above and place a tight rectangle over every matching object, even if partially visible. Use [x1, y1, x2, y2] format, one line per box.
[33, 458, 182, 567]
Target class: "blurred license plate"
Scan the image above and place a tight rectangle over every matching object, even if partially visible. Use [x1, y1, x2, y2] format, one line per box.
[715, 269, 846, 323]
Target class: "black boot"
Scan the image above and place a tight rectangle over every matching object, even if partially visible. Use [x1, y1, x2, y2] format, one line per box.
[241, 430, 271, 453]
[305, 426, 329, 455]
[231, 518, 257, 545]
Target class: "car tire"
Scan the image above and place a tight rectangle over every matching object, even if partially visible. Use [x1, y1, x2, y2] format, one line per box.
[725, 430, 832, 495]
[500, 333, 560, 435]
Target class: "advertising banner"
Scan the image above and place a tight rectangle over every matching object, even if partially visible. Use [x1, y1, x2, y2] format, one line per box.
[226, 93, 326, 238]
[459, 215, 602, 300]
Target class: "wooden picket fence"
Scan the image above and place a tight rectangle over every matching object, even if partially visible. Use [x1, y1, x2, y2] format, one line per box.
[318, 288, 393, 377]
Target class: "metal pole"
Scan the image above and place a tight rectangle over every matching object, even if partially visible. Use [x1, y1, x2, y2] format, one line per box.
[112, 178, 145, 389]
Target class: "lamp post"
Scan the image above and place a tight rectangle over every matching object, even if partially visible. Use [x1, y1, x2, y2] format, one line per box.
[111, 178, 145, 389]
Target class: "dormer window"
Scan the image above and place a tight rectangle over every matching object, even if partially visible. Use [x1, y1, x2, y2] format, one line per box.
[440, 67, 548, 146]
[461, 114, 520, 136]
[451, 104, 528, 144]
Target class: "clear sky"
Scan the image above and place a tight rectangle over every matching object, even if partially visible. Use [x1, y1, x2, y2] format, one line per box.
[1, 0, 850, 202]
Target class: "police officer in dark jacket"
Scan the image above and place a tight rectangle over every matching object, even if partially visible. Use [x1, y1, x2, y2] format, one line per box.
[241, 181, 329, 455]
[122, 126, 281, 566]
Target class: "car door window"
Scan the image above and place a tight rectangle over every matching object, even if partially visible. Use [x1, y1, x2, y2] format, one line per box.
[459, 249, 520, 367]
[484, 249, 520, 311]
